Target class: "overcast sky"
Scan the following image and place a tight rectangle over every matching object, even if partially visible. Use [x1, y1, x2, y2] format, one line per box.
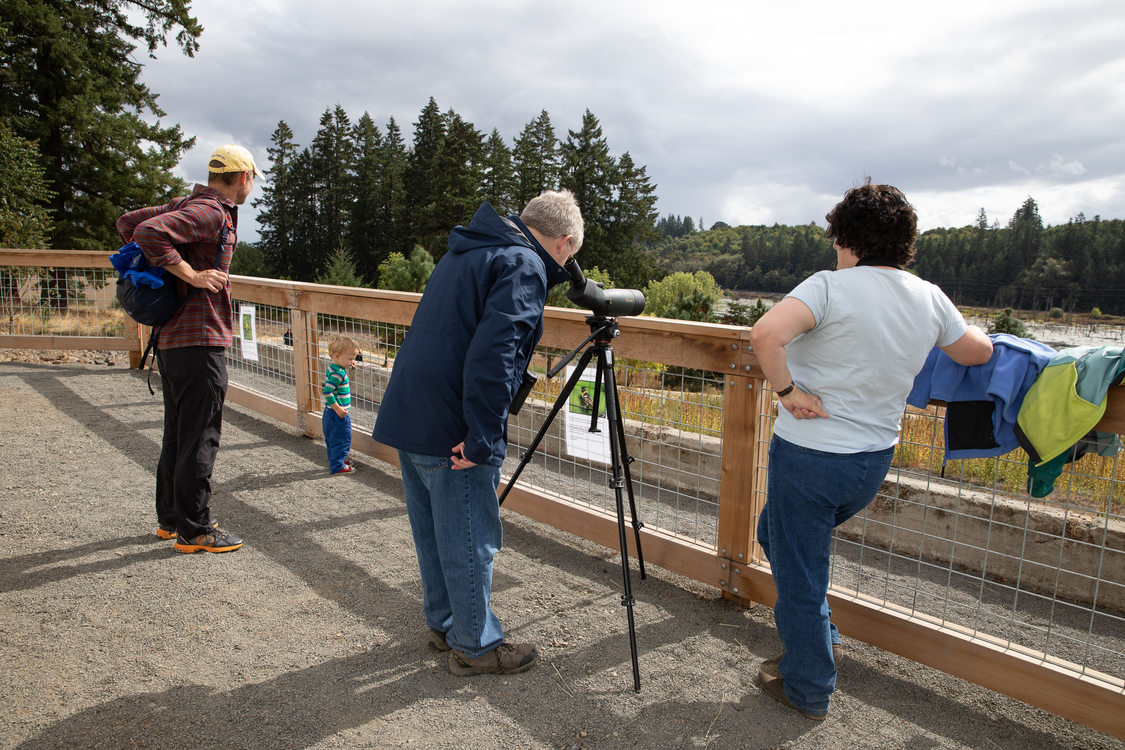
[134, 0, 1125, 242]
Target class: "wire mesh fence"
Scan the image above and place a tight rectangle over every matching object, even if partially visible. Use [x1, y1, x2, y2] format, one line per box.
[501, 350, 726, 547]
[0, 266, 123, 337]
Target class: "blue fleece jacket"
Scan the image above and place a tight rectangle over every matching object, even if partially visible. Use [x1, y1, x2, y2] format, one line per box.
[372, 203, 570, 466]
[907, 333, 1056, 459]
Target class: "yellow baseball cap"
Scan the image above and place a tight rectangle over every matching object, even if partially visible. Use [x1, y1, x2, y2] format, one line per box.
[208, 144, 264, 179]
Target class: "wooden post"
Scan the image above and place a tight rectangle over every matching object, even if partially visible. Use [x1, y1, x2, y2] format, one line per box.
[290, 309, 316, 435]
[126, 318, 144, 369]
[716, 332, 768, 604]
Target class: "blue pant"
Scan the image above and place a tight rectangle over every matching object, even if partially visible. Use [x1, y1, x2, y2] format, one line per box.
[398, 450, 504, 658]
[757, 435, 894, 716]
[323, 408, 352, 473]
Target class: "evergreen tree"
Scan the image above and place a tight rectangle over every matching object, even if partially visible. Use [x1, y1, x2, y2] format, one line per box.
[287, 146, 320, 280]
[253, 121, 300, 278]
[404, 98, 446, 253]
[308, 105, 355, 271]
[0, 122, 54, 247]
[0, 0, 199, 249]
[560, 110, 617, 273]
[427, 109, 483, 259]
[350, 112, 383, 279]
[377, 245, 434, 292]
[607, 151, 660, 287]
[480, 128, 516, 215]
[666, 287, 718, 322]
[988, 307, 1031, 338]
[512, 109, 560, 208]
[229, 241, 264, 277]
[374, 116, 408, 267]
[1007, 197, 1043, 304]
[317, 245, 365, 287]
[721, 298, 768, 326]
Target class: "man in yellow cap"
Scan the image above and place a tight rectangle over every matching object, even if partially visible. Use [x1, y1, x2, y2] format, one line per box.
[116, 144, 263, 554]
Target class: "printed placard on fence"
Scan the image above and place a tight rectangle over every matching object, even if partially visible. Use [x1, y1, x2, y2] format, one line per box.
[239, 304, 258, 362]
[563, 365, 610, 464]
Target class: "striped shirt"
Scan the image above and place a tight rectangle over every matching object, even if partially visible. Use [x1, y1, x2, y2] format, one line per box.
[323, 363, 352, 408]
[115, 184, 237, 349]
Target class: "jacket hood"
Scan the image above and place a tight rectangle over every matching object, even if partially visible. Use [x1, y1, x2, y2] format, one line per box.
[449, 202, 571, 287]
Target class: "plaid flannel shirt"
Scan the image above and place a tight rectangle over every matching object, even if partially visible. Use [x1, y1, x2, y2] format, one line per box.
[115, 185, 238, 349]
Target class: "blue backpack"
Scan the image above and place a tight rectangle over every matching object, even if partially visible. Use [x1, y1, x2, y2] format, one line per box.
[110, 201, 230, 382]
[110, 241, 185, 327]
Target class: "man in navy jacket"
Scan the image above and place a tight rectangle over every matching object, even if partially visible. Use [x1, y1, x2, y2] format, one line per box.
[373, 190, 582, 675]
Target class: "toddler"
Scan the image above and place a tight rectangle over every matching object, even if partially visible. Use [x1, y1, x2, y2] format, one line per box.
[323, 335, 359, 474]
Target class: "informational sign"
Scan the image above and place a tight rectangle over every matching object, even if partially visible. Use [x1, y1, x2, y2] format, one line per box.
[239, 304, 259, 362]
[564, 365, 610, 464]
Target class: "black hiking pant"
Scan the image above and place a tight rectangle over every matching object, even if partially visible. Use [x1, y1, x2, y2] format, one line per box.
[155, 346, 227, 539]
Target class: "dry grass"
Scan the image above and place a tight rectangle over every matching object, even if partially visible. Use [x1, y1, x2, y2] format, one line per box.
[2, 308, 127, 337]
[897, 405, 1125, 518]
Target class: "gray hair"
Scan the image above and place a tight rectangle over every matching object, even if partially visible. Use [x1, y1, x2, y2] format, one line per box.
[520, 189, 584, 254]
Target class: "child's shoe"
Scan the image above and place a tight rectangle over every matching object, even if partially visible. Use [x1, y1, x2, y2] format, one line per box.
[333, 465, 357, 475]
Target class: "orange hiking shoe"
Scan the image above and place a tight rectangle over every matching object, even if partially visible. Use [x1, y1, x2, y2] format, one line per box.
[173, 527, 243, 554]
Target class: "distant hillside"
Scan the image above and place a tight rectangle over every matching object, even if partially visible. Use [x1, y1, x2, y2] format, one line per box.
[649, 203, 1125, 315]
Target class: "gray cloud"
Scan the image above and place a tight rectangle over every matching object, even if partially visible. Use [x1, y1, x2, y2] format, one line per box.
[136, 0, 1125, 239]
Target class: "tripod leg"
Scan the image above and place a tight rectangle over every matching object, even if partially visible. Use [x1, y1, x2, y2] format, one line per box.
[613, 383, 647, 580]
[599, 346, 642, 692]
[588, 360, 604, 433]
[498, 346, 596, 506]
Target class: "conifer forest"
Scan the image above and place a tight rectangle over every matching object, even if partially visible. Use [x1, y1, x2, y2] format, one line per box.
[3, 0, 1123, 314]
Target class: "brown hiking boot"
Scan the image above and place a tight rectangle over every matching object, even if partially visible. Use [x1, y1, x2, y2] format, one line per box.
[428, 628, 451, 652]
[757, 670, 827, 721]
[759, 644, 843, 680]
[448, 642, 538, 675]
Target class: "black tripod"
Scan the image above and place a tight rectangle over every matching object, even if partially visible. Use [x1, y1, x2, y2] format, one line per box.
[499, 313, 647, 691]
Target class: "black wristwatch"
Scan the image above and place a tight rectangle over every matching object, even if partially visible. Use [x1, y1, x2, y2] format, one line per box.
[775, 382, 795, 399]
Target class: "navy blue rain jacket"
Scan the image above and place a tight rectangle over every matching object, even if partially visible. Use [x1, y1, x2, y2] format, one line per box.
[372, 203, 570, 466]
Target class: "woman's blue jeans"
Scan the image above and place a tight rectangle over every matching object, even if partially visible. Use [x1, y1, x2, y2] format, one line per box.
[757, 435, 894, 716]
[322, 408, 352, 473]
[398, 450, 504, 658]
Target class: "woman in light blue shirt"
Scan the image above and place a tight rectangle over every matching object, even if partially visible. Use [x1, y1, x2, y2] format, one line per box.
[747, 182, 993, 720]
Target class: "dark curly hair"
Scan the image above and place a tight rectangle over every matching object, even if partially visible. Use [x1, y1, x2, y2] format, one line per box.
[825, 181, 918, 266]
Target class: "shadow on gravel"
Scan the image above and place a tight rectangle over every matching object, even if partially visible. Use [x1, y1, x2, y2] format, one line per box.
[0, 536, 169, 593]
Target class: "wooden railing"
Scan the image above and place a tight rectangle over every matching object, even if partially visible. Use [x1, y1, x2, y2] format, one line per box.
[2, 248, 1122, 740]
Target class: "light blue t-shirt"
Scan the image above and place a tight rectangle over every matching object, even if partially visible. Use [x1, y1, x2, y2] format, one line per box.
[773, 266, 967, 453]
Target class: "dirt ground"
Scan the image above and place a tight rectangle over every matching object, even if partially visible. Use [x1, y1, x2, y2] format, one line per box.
[0, 352, 1121, 750]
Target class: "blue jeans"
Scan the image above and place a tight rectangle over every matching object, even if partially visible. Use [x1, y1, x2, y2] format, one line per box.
[757, 435, 894, 716]
[398, 450, 504, 658]
[322, 407, 352, 473]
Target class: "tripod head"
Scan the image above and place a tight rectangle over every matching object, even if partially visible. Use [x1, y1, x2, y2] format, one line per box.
[564, 259, 646, 317]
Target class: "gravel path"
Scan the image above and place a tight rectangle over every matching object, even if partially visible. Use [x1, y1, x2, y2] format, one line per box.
[0, 354, 1121, 749]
